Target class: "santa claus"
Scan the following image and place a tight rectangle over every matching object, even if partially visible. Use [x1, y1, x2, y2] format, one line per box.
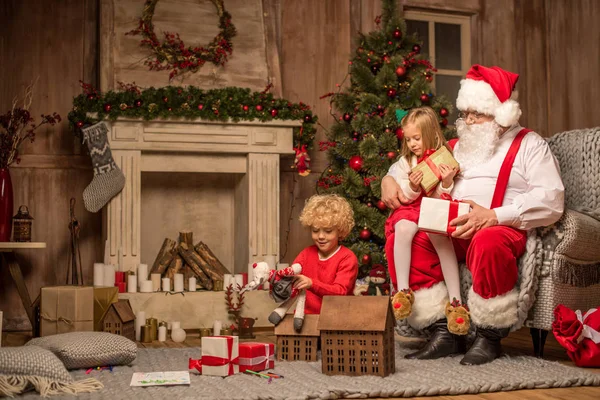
[381, 64, 565, 365]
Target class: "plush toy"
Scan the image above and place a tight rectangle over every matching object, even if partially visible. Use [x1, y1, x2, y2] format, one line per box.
[353, 264, 388, 296]
[294, 145, 311, 176]
[241, 262, 307, 332]
[445, 299, 470, 335]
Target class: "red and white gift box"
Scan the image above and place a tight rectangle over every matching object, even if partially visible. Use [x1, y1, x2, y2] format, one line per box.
[200, 335, 239, 376]
[238, 342, 275, 372]
[418, 196, 470, 235]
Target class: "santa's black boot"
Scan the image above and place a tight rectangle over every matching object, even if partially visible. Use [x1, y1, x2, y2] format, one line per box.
[405, 319, 466, 360]
[460, 326, 510, 365]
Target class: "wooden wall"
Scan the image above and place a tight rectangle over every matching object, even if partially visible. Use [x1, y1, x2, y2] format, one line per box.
[1, 0, 599, 330]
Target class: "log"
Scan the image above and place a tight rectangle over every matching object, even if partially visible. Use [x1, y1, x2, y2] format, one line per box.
[180, 242, 224, 282]
[150, 238, 176, 277]
[178, 243, 213, 290]
[194, 241, 230, 275]
[165, 254, 184, 282]
[179, 230, 194, 247]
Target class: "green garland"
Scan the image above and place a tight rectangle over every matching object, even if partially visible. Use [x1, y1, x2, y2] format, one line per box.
[68, 85, 317, 167]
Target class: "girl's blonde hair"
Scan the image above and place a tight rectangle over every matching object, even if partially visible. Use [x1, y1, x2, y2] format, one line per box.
[399, 106, 450, 160]
[299, 194, 355, 239]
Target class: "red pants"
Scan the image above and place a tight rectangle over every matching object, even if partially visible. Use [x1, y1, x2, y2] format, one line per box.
[386, 226, 527, 299]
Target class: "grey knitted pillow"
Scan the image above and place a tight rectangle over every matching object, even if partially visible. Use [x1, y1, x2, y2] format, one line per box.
[0, 345, 102, 397]
[26, 331, 137, 370]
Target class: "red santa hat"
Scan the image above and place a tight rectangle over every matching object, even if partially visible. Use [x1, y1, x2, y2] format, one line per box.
[456, 65, 521, 127]
[369, 264, 386, 279]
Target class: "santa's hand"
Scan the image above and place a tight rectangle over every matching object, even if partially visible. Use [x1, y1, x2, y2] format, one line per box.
[381, 176, 409, 210]
[293, 275, 313, 290]
[449, 200, 498, 239]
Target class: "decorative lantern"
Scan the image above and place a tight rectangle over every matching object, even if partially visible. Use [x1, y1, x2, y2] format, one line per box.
[13, 205, 33, 242]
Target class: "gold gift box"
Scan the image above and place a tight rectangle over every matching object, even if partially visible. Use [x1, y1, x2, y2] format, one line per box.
[411, 146, 459, 194]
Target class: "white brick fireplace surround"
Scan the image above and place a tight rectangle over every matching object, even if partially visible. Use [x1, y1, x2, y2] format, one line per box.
[102, 117, 300, 274]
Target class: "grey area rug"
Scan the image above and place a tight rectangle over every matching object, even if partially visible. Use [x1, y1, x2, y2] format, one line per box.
[18, 343, 600, 399]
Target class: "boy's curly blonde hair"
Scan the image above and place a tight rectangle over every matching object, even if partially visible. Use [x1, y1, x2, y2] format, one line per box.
[299, 194, 355, 239]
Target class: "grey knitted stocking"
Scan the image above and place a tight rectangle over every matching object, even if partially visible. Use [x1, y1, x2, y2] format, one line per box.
[81, 122, 125, 213]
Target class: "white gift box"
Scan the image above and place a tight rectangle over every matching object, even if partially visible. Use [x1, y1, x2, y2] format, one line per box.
[201, 335, 239, 376]
[418, 197, 470, 235]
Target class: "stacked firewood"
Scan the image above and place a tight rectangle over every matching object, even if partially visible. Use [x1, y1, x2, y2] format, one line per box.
[148, 230, 228, 291]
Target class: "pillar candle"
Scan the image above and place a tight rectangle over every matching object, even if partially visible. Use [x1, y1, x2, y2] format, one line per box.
[93, 263, 104, 286]
[234, 274, 244, 291]
[224, 273, 233, 289]
[115, 282, 126, 293]
[115, 271, 125, 283]
[151, 274, 161, 291]
[188, 277, 196, 292]
[241, 273, 248, 286]
[103, 264, 116, 287]
[139, 280, 153, 293]
[137, 264, 148, 285]
[103, 239, 110, 265]
[162, 277, 171, 292]
[213, 320, 222, 336]
[135, 311, 146, 341]
[158, 326, 167, 342]
[173, 274, 184, 292]
[127, 274, 137, 293]
[171, 321, 181, 330]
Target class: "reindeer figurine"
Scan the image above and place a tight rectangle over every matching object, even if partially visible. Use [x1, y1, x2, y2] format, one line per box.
[241, 261, 307, 332]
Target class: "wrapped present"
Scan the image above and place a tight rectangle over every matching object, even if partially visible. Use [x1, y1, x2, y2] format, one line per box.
[40, 286, 94, 336]
[93, 286, 119, 331]
[239, 342, 275, 372]
[411, 146, 459, 194]
[201, 335, 239, 376]
[553, 304, 600, 367]
[418, 197, 470, 235]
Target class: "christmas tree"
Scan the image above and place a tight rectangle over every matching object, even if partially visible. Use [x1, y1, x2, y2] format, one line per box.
[317, 0, 454, 284]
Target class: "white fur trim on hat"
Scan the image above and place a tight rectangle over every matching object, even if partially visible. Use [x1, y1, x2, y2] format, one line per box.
[467, 287, 518, 328]
[407, 282, 448, 329]
[456, 79, 521, 127]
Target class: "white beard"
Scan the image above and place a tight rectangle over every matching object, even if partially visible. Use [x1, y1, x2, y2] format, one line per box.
[454, 119, 502, 172]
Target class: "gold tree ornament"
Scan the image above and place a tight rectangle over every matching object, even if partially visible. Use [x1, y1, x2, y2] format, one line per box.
[127, 0, 237, 80]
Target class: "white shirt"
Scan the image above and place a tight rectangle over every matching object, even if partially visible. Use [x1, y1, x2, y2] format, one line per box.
[387, 154, 454, 202]
[451, 125, 564, 230]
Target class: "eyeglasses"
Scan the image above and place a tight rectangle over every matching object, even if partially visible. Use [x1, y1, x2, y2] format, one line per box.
[458, 111, 488, 121]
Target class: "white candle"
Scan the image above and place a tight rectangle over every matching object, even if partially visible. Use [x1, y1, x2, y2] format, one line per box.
[151, 274, 161, 291]
[103, 264, 116, 287]
[127, 274, 137, 293]
[93, 263, 105, 286]
[135, 311, 146, 341]
[137, 264, 148, 285]
[188, 277, 197, 292]
[213, 320, 222, 336]
[162, 277, 171, 292]
[234, 274, 244, 291]
[171, 321, 181, 330]
[224, 273, 233, 289]
[140, 280, 153, 293]
[158, 326, 167, 342]
[103, 239, 110, 265]
[173, 274, 184, 292]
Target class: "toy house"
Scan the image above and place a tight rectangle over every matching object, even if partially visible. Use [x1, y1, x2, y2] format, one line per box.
[102, 299, 135, 341]
[318, 296, 395, 377]
[274, 313, 320, 361]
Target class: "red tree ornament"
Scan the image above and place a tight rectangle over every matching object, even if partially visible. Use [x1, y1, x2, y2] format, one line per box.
[413, 44, 421, 53]
[387, 151, 397, 159]
[395, 127, 404, 140]
[376, 200, 387, 211]
[103, 103, 112, 113]
[162, 96, 169, 103]
[304, 114, 313, 123]
[361, 254, 372, 265]
[395, 66, 406, 77]
[198, 104, 204, 110]
[348, 155, 363, 171]
[393, 29, 402, 39]
[359, 228, 372, 240]
[420, 94, 430, 103]
[256, 104, 263, 111]
[441, 118, 448, 127]
[242, 105, 249, 111]
[134, 99, 143, 108]
[387, 88, 397, 98]
[343, 113, 353, 122]
[76, 121, 84, 128]
[440, 107, 449, 117]
[270, 108, 278, 117]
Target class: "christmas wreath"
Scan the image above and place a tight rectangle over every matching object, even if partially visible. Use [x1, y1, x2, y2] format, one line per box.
[127, 0, 237, 80]
[69, 82, 317, 175]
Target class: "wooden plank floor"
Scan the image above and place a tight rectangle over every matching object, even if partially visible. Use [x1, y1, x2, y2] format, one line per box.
[3, 327, 599, 399]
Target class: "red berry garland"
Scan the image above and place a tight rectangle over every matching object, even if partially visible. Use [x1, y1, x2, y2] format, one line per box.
[126, 0, 237, 80]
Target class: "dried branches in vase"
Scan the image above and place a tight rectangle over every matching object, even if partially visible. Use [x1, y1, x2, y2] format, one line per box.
[0, 82, 61, 168]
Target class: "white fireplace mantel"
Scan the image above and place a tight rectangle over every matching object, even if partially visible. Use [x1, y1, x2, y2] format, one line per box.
[102, 117, 301, 273]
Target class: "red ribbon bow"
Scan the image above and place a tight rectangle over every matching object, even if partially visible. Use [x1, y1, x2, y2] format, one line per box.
[417, 148, 442, 182]
[440, 193, 460, 234]
[188, 358, 202, 373]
